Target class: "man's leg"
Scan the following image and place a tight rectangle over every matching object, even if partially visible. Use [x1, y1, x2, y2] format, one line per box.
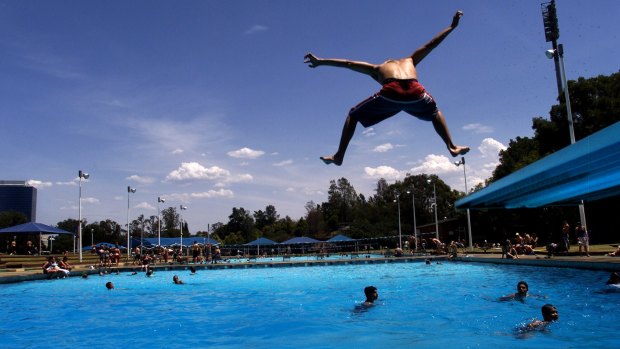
[321, 114, 357, 166]
[432, 110, 470, 157]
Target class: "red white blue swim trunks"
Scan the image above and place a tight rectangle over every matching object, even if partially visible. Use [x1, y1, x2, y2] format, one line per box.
[349, 78, 439, 128]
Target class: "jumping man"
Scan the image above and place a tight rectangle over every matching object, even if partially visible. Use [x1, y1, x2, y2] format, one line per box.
[305, 10, 470, 166]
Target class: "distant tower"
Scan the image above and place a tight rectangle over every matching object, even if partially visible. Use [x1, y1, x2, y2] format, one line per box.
[0, 180, 37, 221]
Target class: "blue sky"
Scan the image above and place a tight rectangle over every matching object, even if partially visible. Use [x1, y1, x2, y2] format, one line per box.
[1, 0, 618, 232]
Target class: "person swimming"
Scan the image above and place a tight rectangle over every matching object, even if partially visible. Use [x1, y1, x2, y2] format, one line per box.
[527, 304, 559, 330]
[362, 286, 378, 307]
[499, 281, 529, 302]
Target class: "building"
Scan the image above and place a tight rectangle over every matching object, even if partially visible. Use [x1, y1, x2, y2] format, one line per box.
[0, 180, 37, 222]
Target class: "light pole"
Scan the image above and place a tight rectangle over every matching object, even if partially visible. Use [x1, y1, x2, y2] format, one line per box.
[91, 228, 94, 246]
[427, 179, 439, 240]
[180, 205, 187, 257]
[394, 192, 402, 249]
[126, 186, 136, 261]
[406, 185, 417, 252]
[78, 170, 89, 262]
[455, 157, 473, 250]
[157, 197, 165, 247]
[542, 0, 587, 230]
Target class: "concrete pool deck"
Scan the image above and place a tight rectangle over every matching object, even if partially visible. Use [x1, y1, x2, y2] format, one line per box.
[2, 251, 619, 284]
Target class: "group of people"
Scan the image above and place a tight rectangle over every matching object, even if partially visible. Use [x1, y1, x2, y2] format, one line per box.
[551, 221, 590, 257]
[501, 233, 539, 259]
[42, 255, 72, 278]
[361, 280, 561, 333]
[92, 244, 122, 267]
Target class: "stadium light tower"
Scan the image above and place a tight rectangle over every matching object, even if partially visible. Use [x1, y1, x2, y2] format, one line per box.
[157, 197, 165, 247]
[393, 192, 402, 249]
[454, 157, 473, 250]
[77, 170, 89, 262]
[126, 186, 136, 261]
[541, 0, 587, 230]
[427, 179, 439, 240]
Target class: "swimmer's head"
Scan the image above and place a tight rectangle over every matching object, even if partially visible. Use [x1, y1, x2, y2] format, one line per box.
[364, 286, 378, 302]
[517, 281, 529, 295]
[541, 304, 558, 322]
[105, 281, 114, 290]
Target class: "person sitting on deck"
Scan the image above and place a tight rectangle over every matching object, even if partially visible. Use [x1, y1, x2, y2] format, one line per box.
[607, 245, 620, 257]
[58, 256, 73, 271]
[42, 256, 70, 277]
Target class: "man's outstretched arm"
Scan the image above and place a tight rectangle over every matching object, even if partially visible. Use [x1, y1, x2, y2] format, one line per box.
[410, 11, 463, 66]
[304, 53, 377, 78]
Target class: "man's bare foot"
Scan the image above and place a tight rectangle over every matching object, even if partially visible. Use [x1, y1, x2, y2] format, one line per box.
[449, 146, 470, 157]
[320, 155, 343, 166]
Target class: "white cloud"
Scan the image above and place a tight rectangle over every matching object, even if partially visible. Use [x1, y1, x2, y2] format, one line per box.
[245, 25, 268, 35]
[55, 181, 76, 186]
[273, 159, 293, 167]
[463, 123, 494, 134]
[410, 154, 459, 174]
[373, 143, 394, 153]
[82, 197, 99, 204]
[165, 162, 231, 182]
[227, 147, 265, 159]
[165, 189, 235, 202]
[362, 128, 376, 137]
[126, 175, 156, 184]
[364, 166, 403, 180]
[27, 179, 53, 188]
[172, 148, 183, 154]
[222, 174, 253, 184]
[478, 138, 506, 158]
[135, 202, 155, 210]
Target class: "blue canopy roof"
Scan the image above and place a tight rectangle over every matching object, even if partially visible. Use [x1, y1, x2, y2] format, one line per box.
[83, 242, 127, 251]
[246, 237, 278, 245]
[281, 236, 320, 244]
[456, 121, 620, 209]
[327, 234, 355, 242]
[144, 237, 219, 247]
[0, 222, 73, 235]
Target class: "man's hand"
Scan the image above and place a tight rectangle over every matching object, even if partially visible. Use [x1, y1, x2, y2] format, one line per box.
[304, 53, 321, 68]
[451, 10, 463, 28]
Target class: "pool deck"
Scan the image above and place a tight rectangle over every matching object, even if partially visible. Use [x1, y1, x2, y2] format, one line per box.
[2, 252, 619, 284]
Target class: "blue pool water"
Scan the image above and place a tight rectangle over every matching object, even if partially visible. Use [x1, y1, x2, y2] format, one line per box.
[1, 261, 619, 348]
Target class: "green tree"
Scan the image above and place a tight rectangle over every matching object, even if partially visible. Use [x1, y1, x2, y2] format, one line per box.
[0, 210, 28, 229]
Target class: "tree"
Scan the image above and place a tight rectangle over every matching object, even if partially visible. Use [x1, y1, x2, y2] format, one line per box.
[226, 207, 255, 243]
[160, 207, 180, 236]
[254, 205, 279, 230]
[0, 210, 28, 229]
[490, 137, 540, 182]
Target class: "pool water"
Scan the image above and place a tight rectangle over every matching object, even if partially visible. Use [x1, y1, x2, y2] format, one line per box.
[1, 261, 619, 348]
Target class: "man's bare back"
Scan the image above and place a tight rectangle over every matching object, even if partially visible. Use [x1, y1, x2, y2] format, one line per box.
[374, 58, 419, 83]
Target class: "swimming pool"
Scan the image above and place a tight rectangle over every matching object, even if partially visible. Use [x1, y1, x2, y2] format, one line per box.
[1, 261, 619, 348]
[223, 253, 385, 263]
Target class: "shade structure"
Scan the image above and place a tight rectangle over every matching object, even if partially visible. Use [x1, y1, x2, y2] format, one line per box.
[83, 242, 127, 251]
[0, 222, 73, 235]
[281, 236, 320, 244]
[327, 234, 354, 242]
[456, 121, 620, 209]
[145, 237, 219, 247]
[246, 237, 278, 245]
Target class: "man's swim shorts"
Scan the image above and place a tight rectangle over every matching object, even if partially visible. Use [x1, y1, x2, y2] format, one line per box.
[349, 78, 439, 128]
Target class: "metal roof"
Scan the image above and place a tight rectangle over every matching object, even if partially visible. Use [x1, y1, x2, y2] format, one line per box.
[456, 121, 620, 209]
